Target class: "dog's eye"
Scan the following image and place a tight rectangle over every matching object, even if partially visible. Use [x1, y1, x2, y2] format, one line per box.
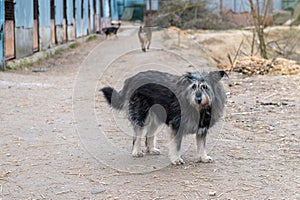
[201, 84, 208, 90]
[192, 84, 197, 90]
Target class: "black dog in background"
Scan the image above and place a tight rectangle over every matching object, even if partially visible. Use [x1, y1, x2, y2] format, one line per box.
[102, 22, 121, 38]
[101, 70, 227, 165]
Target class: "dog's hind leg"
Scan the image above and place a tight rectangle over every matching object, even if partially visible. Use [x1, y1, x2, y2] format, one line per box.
[141, 42, 146, 52]
[145, 122, 160, 155]
[196, 128, 213, 163]
[169, 130, 184, 165]
[145, 105, 166, 155]
[146, 39, 151, 50]
[132, 126, 144, 157]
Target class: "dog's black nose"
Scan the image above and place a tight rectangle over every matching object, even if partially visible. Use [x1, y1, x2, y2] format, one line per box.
[195, 96, 202, 104]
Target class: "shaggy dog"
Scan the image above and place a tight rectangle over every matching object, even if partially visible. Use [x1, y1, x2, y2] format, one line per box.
[101, 70, 227, 165]
[138, 26, 152, 52]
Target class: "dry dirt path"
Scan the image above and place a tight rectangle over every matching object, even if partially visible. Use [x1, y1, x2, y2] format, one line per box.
[0, 24, 300, 199]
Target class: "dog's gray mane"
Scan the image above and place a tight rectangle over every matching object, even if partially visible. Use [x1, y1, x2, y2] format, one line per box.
[176, 71, 226, 133]
[113, 70, 226, 134]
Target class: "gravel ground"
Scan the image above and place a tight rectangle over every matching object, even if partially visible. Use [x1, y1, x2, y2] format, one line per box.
[0, 24, 299, 199]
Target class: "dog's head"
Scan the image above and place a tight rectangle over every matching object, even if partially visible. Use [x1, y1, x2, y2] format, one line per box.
[178, 71, 227, 109]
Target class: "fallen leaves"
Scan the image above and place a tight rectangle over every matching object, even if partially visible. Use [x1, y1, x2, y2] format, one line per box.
[218, 56, 300, 76]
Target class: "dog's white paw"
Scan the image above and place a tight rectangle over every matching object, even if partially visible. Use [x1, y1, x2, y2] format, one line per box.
[144, 147, 160, 155]
[149, 148, 161, 155]
[132, 151, 144, 157]
[171, 156, 185, 165]
[197, 155, 213, 163]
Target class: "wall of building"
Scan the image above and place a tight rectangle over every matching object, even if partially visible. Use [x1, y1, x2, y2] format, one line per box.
[209, 0, 285, 13]
[14, 0, 34, 59]
[39, 0, 52, 50]
[66, 0, 76, 40]
[4, 0, 15, 59]
[146, 0, 159, 11]
[0, 0, 119, 67]
[54, 0, 65, 44]
[116, 0, 158, 21]
[83, 0, 89, 36]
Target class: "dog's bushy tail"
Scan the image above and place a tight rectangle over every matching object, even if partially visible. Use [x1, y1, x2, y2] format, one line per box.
[100, 87, 124, 110]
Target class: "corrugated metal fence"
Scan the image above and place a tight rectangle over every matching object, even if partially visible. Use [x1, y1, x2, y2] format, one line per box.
[0, 0, 158, 69]
[0, 0, 122, 70]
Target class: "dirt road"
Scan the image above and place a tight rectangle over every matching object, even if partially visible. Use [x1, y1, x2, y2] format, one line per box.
[0, 24, 299, 199]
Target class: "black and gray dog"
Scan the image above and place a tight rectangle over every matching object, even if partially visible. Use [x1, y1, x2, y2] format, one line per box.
[100, 70, 227, 165]
[102, 22, 121, 39]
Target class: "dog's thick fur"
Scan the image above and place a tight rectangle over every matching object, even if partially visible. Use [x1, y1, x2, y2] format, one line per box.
[102, 22, 121, 38]
[138, 26, 152, 52]
[101, 70, 227, 165]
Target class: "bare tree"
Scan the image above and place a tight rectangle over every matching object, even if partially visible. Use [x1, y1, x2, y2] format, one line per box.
[155, 0, 222, 29]
[249, 0, 270, 59]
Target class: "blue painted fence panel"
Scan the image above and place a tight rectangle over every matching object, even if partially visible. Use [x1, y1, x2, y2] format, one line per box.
[90, 0, 94, 17]
[67, 0, 74, 25]
[14, 0, 34, 28]
[76, 0, 83, 37]
[90, 0, 94, 13]
[83, 0, 89, 35]
[96, 0, 101, 15]
[117, 0, 124, 17]
[111, 0, 119, 20]
[103, 0, 110, 18]
[55, 0, 64, 25]
[146, 0, 158, 11]
[39, 0, 51, 27]
[208, 0, 282, 13]
[89, 0, 95, 32]
[0, 0, 5, 70]
[124, 0, 144, 7]
[273, 0, 282, 10]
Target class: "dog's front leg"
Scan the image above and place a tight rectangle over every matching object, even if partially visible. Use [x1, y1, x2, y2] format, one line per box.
[145, 134, 160, 155]
[132, 126, 144, 157]
[196, 128, 213, 163]
[169, 130, 184, 165]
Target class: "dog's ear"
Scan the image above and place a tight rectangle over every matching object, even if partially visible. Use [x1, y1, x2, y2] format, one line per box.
[209, 71, 228, 82]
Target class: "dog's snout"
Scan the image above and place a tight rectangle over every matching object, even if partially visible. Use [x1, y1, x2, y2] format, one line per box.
[195, 96, 202, 104]
[195, 92, 202, 104]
